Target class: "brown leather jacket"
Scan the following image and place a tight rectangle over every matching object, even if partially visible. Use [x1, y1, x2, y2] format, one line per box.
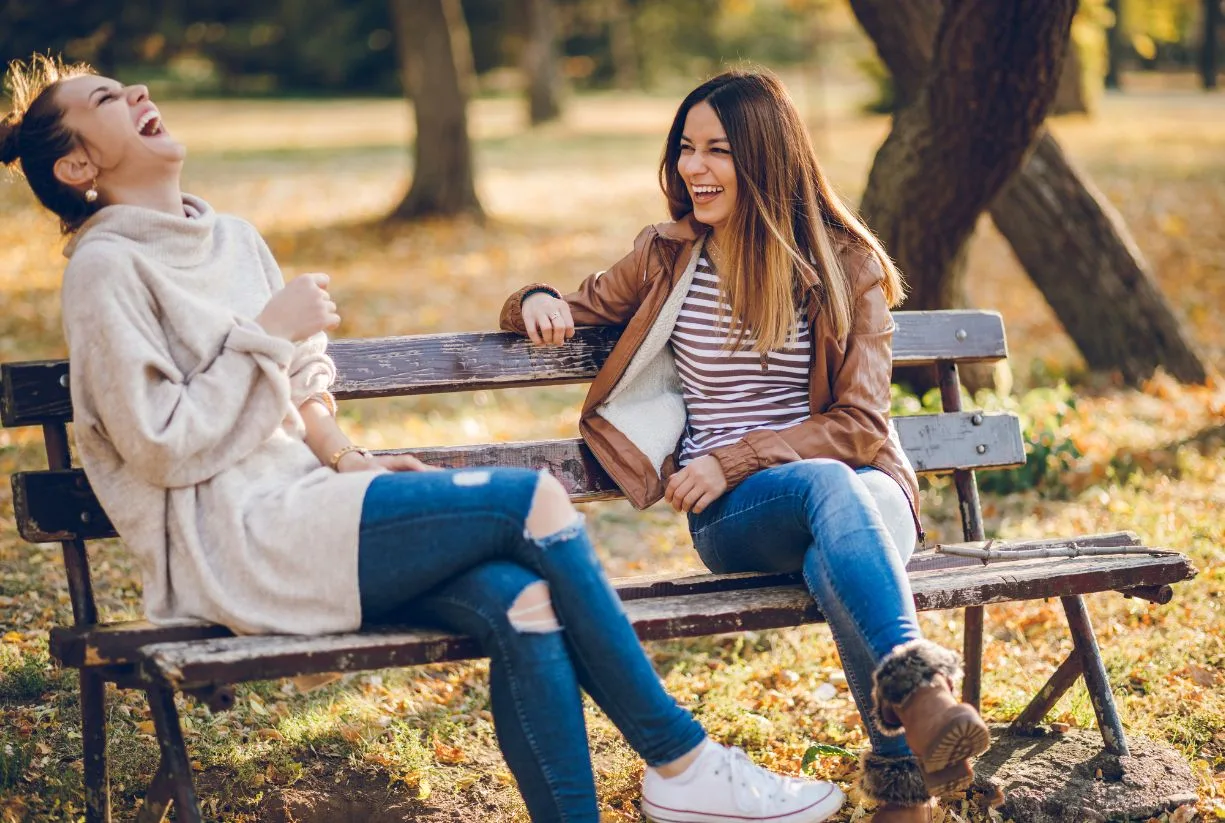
[500, 213, 921, 530]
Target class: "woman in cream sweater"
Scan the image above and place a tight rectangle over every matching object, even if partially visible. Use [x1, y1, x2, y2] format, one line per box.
[0, 56, 846, 823]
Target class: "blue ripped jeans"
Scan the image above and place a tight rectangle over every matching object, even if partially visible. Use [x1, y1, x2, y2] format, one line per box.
[688, 459, 922, 759]
[357, 469, 706, 823]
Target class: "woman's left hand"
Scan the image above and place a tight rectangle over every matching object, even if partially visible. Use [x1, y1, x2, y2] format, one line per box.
[337, 451, 439, 473]
[664, 455, 728, 514]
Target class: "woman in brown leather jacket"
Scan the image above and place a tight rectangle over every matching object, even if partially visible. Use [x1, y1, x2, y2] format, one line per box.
[502, 69, 991, 823]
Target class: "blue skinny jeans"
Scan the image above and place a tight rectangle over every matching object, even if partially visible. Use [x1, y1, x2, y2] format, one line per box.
[357, 468, 706, 823]
[688, 459, 922, 759]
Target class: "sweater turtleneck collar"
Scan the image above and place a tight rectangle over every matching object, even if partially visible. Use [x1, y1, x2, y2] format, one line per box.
[64, 194, 217, 266]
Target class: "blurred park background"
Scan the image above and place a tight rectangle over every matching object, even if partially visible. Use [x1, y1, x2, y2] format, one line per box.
[1, 1, 1224, 821]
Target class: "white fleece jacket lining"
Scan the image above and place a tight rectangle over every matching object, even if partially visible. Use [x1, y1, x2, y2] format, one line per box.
[596, 238, 704, 474]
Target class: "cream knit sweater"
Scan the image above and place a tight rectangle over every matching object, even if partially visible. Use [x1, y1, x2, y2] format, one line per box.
[61, 195, 379, 635]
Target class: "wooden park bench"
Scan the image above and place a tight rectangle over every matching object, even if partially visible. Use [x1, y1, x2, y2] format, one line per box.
[1, 310, 1196, 823]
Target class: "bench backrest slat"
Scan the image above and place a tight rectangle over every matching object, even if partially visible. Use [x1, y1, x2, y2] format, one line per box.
[12, 411, 1024, 543]
[1, 311, 1006, 427]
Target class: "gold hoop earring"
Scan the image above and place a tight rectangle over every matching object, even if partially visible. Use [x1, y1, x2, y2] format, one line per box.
[84, 180, 99, 203]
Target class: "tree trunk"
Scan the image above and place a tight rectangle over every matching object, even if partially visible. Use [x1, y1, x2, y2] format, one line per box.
[991, 135, 1207, 383]
[606, 0, 640, 90]
[852, 0, 1209, 385]
[388, 0, 484, 221]
[1204, 0, 1221, 90]
[1051, 37, 1089, 115]
[856, 1, 1076, 316]
[524, 0, 563, 124]
[1105, 0, 1123, 89]
[848, 0, 938, 109]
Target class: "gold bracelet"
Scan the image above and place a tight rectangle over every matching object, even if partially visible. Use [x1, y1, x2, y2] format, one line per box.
[328, 444, 369, 471]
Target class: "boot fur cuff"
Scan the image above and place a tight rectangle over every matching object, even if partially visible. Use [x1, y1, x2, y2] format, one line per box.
[871, 639, 963, 735]
[858, 752, 932, 806]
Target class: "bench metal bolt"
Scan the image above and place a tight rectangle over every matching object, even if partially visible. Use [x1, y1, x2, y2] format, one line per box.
[80, 512, 92, 524]
[955, 329, 968, 341]
[971, 413, 984, 425]
[976, 444, 988, 454]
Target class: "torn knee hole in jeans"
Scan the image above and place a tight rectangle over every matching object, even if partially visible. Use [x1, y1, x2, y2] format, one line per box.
[507, 580, 562, 633]
[524, 513, 587, 547]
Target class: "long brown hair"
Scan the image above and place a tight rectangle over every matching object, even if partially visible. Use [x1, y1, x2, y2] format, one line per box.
[659, 68, 904, 352]
[0, 55, 99, 234]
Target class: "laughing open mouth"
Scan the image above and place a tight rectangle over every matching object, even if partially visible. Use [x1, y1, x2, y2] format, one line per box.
[136, 110, 164, 137]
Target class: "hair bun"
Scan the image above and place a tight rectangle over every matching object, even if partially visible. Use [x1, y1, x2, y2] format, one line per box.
[0, 116, 19, 166]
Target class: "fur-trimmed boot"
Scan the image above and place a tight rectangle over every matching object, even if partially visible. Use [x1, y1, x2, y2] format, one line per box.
[871, 640, 990, 796]
[859, 752, 935, 822]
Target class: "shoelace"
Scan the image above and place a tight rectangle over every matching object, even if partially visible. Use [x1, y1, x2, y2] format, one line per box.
[721, 746, 790, 813]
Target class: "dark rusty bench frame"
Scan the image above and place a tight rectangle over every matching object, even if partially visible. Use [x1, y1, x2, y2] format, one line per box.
[1, 310, 1196, 823]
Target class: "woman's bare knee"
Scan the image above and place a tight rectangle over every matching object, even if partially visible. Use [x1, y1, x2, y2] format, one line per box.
[525, 473, 575, 539]
[507, 580, 561, 633]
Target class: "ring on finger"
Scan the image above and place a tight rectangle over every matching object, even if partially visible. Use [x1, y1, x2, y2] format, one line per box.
[548, 311, 562, 320]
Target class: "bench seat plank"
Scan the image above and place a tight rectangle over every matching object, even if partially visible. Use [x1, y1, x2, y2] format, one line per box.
[612, 531, 1145, 598]
[46, 531, 1147, 668]
[128, 550, 1192, 691]
[14, 412, 1024, 543]
[1, 312, 1007, 428]
[621, 551, 1190, 640]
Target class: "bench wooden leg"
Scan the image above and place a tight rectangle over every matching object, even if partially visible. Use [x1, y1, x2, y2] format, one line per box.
[81, 670, 112, 823]
[134, 759, 174, 823]
[145, 687, 203, 822]
[938, 360, 988, 713]
[1062, 595, 1130, 756]
[1011, 650, 1084, 732]
[962, 605, 984, 710]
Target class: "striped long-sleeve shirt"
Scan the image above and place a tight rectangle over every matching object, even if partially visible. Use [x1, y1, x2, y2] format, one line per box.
[670, 255, 812, 465]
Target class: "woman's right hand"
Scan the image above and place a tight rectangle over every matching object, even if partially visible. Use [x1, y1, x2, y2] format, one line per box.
[337, 451, 439, 473]
[522, 292, 575, 346]
[256, 273, 341, 342]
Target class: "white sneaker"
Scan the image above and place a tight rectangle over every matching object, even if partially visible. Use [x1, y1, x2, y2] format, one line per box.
[640, 741, 846, 823]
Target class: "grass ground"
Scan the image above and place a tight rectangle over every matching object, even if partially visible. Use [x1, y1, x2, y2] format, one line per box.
[0, 81, 1223, 822]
